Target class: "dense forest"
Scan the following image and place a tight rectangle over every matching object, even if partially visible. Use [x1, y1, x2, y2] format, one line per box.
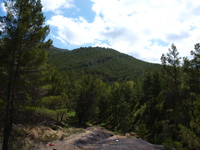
[0, 0, 200, 150]
[48, 46, 161, 82]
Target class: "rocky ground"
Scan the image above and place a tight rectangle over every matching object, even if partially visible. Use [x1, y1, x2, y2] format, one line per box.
[35, 127, 163, 150]
[0, 123, 163, 150]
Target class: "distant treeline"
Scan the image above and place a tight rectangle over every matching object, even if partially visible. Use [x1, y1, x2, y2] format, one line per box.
[48, 46, 161, 82]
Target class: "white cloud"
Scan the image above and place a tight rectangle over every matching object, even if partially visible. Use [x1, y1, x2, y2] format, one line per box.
[46, 0, 200, 63]
[1, 2, 6, 13]
[41, 0, 74, 13]
[47, 15, 106, 45]
[1, 1, 74, 14]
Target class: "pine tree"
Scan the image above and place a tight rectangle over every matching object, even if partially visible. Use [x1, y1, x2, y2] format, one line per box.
[188, 43, 200, 93]
[161, 43, 182, 106]
[76, 74, 105, 123]
[176, 43, 200, 149]
[0, 0, 52, 149]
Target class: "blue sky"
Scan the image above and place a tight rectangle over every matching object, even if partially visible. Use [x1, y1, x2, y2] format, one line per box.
[1, 0, 200, 63]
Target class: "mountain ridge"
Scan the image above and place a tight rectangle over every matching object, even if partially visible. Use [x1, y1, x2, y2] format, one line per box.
[48, 46, 161, 82]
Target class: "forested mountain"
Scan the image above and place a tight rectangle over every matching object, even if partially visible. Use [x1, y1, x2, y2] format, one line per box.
[48, 46, 69, 53]
[48, 46, 161, 82]
[1, 0, 200, 149]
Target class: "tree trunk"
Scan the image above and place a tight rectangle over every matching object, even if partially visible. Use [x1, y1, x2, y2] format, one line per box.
[2, 45, 16, 150]
[2, 125, 11, 150]
[2, 72, 13, 150]
[60, 114, 64, 123]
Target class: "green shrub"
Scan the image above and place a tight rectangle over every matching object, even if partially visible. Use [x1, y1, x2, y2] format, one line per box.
[163, 136, 174, 150]
[56, 109, 67, 122]
[22, 107, 57, 122]
[37, 108, 57, 120]
[179, 124, 200, 150]
[174, 141, 183, 150]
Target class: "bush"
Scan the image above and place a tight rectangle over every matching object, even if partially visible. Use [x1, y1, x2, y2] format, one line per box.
[21, 107, 57, 122]
[56, 109, 67, 122]
[37, 108, 57, 120]
[163, 136, 175, 150]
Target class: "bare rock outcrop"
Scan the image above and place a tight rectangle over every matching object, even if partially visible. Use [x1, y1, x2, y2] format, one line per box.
[37, 127, 163, 150]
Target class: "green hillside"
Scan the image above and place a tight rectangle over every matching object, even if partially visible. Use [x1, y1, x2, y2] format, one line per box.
[48, 46, 161, 82]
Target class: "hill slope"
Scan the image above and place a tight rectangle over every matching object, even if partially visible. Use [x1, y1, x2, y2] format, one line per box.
[48, 46, 161, 82]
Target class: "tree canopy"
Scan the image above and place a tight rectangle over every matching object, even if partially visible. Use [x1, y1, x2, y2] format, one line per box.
[0, 0, 52, 149]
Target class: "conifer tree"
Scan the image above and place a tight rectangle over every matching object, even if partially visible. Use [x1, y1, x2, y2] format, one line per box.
[76, 74, 105, 123]
[188, 43, 200, 93]
[161, 43, 182, 106]
[0, 0, 52, 149]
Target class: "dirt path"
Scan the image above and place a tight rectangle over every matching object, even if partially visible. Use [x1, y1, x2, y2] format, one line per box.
[34, 127, 112, 150]
[34, 128, 97, 150]
[35, 127, 163, 150]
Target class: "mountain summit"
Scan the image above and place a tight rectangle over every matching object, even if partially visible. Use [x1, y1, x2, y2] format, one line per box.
[48, 46, 161, 82]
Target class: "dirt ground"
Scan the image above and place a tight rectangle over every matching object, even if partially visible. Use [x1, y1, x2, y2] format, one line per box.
[35, 127, 163, 150]
[0, 125, 163, 150]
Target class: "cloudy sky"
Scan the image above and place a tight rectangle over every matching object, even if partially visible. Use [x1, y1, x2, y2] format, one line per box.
[1, 0, 200, 63]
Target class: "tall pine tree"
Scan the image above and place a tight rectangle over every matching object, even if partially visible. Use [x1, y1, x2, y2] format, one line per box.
[0, 0, 52, 149]
[161, 43, 182, 106]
